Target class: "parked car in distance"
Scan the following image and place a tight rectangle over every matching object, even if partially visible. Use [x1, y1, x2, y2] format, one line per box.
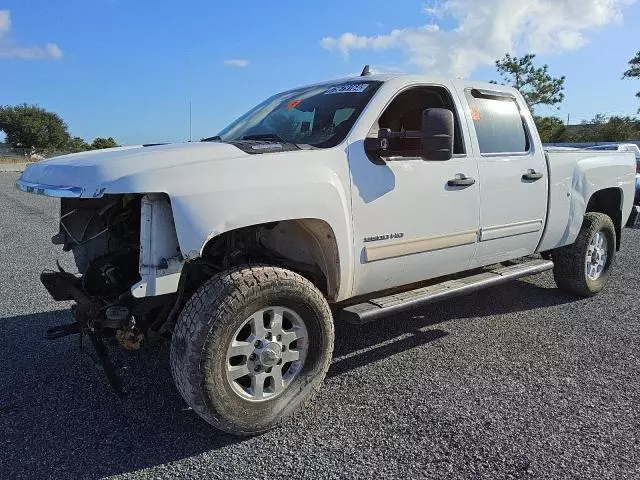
[544, 146, 581, 150]
[585, 143, 640, 159]
[16, 72, 640, 436]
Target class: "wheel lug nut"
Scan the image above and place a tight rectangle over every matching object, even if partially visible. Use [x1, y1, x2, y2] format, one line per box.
[254, 365, 261, 372]
[254, 340, 261, 347]
[249, 353, 256, 361]
[276, 334, 282, 341]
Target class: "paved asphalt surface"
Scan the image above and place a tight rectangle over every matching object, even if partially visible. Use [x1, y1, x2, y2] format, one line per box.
[1, 172, 639, 479]
[0, 163, 28, 172]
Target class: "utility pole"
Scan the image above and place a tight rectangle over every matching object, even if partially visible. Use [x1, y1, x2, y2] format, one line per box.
[566, 113, 570, 126]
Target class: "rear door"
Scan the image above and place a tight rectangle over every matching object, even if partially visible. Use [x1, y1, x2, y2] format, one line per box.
[456, 86, 548, 266]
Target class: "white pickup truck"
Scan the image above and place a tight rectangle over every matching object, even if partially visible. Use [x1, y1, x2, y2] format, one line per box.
[16, 71, 640, 436]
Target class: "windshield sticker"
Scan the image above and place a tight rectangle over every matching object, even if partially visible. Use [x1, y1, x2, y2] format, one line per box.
[324, 83, 369, 95]
[286, 99, 302, 109]
[471, 107, 481, 121]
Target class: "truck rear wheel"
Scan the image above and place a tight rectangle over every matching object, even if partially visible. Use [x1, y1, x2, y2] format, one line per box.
[552, 212, 616, 297]
[170, 265, 334, 436]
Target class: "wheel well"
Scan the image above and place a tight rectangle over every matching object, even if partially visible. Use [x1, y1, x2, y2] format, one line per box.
[586, 188, 623, 250]
[199, 219, 341, 301]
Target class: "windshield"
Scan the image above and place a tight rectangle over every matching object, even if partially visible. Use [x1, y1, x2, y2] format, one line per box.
[216, 80, 382, 148]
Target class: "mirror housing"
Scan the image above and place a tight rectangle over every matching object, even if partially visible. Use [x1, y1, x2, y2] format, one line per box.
[364, 128, 393, 156]
[421, 108, 454, 161]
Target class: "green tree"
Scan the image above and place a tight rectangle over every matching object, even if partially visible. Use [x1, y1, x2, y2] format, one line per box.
[596, 116, 640, 141]
[622, 50, 640, 113]
[0, 104, 70, 155]
[90, 137, 119, 149]
[534, 116, 567, 143]
[66, 136, 90, 152]
[493, 53, 566, 112]
[570, 115, 640, 142]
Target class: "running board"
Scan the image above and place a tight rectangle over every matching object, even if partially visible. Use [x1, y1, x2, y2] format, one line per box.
[340, 259, 554, 324]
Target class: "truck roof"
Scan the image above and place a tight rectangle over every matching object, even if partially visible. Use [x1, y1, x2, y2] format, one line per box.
[312, 73, 519, 97]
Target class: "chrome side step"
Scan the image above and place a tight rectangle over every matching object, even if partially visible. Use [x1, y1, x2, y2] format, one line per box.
[340, 259, 554, 324]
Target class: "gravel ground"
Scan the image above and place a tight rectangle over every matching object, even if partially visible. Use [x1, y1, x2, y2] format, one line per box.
[1, 172, 639, 480]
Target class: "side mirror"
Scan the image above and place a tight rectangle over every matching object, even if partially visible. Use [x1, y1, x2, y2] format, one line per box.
[364, 128, 393, 156]
[421, 108, 454, 161]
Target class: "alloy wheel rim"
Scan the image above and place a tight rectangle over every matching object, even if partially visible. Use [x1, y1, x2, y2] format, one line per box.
[585, 231, 608, 281]
[226, 306, 308, 402]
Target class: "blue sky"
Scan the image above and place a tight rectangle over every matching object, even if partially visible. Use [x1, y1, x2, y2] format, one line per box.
[1, 0, 639, 145]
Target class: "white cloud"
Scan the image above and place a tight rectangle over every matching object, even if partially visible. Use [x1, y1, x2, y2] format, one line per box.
[223, 59, 249, 67]
[341, 64, 406, 77]
[0, 10, 9, 34]
[0, 10, 63, 60]
[320, 0, 637, 78]
[367, 65, 405, 74]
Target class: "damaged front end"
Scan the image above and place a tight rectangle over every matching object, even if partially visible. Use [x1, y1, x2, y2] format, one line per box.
[42, 193, 185, 392]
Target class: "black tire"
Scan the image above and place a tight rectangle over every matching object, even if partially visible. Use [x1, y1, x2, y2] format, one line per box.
[170, 265, 334, 436]
[552, 212, 616, 297]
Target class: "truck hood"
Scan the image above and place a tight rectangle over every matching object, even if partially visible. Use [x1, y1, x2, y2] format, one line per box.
[18, 142, 252, 197]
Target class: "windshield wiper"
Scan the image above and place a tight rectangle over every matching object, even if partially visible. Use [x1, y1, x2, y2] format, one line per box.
[202, 135, 221, 142]
[241, 133, 287, 143]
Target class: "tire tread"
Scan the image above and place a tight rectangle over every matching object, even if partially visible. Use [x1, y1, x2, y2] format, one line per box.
[552, 212, 616, 297]
[169, 264, 333, 436]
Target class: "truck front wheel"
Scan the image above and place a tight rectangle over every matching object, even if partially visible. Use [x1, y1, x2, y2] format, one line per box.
[170, 265, 334, 436]
[552, 212, 616, 297]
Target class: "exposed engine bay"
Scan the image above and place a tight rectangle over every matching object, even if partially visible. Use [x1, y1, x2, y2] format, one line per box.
[38, 194, 143, 391]
[43, 193, 184, 345]
[56, 195, 142, 298]
[40, 193, 336, 393]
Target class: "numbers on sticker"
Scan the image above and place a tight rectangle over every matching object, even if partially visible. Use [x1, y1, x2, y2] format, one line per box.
[324, 83, 369, 95]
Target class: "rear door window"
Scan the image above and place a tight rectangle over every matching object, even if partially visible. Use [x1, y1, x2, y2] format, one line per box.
[465, 89, 529, 154]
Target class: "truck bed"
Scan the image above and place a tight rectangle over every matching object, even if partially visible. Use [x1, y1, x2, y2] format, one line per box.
[538, 148, 636, 252]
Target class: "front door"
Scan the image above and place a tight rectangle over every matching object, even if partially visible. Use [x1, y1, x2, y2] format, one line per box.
[348, 83, 480, 297]
[455, 86, 548, 266]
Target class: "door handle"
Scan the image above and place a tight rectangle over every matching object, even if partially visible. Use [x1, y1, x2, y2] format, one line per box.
[447, 175, 476, 187]
[522, 169, 544, 181]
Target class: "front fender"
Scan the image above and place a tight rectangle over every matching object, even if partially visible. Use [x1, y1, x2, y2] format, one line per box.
[159, 153, 354, 300]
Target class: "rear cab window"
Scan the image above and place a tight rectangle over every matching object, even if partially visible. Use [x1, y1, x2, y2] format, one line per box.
[464, 89, 530, 154]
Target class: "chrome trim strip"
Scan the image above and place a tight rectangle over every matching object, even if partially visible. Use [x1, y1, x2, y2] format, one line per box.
[15, 179, 83, 198]
[480, 219, 543, 242]
[365, 229, 477, 262]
